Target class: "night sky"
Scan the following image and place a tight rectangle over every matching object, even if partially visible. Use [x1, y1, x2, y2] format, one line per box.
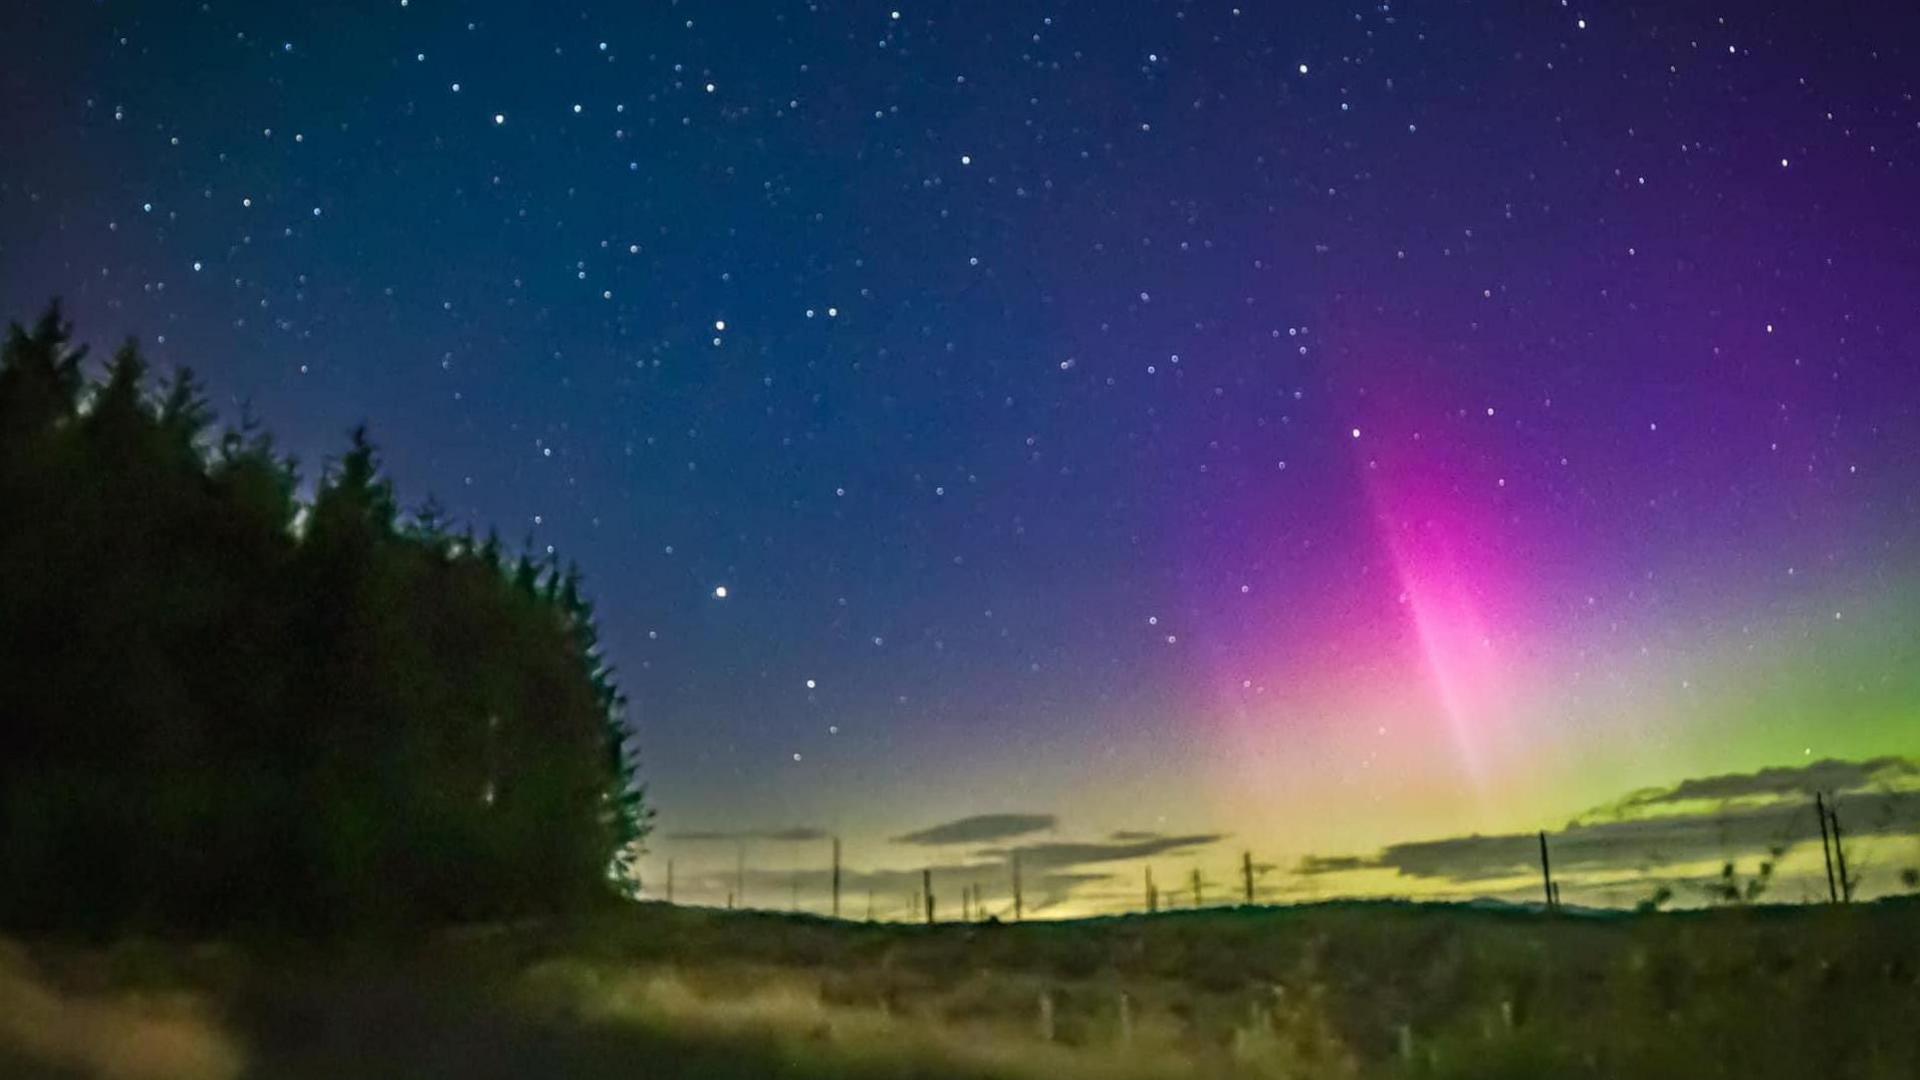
[4, 1, 1919, 915]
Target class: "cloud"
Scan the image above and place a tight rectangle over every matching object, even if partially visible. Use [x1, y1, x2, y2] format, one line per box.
[1296, 787, 1919, 887]
[658, 759, 1920, 913]
[1296, 855, 1370, 876]
[663, 812, 1224, 915]
[761, 827, 832, 842]
[664, 826, 830, 843]
[659, 832, 1224, 915]
[985, 833, 1227, 872]
[892, 813, 1056, 846]
[660, 817, 1217, 915]
[665, 856, 1100, 918]
[1582, 757, 1920, 823]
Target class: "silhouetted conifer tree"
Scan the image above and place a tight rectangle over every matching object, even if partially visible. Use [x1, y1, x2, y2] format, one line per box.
[0, 303, 651, 934]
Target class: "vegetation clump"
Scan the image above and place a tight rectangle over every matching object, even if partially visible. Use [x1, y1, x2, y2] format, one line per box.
[0, 304, 650, 935]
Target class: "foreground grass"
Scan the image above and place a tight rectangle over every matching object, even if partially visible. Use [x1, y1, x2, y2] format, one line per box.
[4, 898, 1917, 1079]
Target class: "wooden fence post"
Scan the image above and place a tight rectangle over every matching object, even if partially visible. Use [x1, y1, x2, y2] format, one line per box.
[1537, 831, 1555, 911]
[1815, 793, 1838, 903]
[832, 836, 842, 918]
[1828, 797, 1853, 902]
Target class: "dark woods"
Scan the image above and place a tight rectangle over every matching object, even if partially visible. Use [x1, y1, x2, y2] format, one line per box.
[0, 304, 651, 935]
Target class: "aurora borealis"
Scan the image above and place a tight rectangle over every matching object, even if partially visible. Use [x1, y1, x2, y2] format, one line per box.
[2, 1, 1918, 915]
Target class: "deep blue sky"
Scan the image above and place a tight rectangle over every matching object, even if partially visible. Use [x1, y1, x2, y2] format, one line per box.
[4, 1, 1918, 914]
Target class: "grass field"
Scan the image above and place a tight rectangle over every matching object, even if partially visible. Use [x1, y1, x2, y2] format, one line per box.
[4, 898, 1917, 1079]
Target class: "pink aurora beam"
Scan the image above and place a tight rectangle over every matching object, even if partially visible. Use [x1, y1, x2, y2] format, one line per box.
[1362, 466, 1515, 789]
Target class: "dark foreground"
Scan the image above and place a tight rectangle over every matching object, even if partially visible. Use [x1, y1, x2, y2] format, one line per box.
[4, 899, 1917, 1079]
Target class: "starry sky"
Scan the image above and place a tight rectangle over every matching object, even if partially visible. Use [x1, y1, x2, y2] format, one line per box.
[4, 1, 1919, 916]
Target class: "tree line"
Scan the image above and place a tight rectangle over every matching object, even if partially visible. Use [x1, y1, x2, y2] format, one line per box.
[0, 304, 650, 934]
